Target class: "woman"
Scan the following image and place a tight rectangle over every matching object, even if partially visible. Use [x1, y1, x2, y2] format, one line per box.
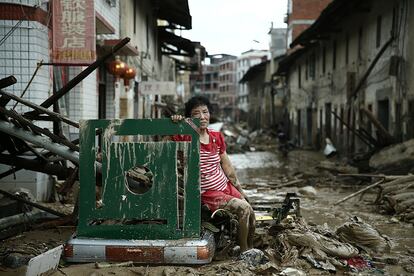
[171, 96, 255, 252]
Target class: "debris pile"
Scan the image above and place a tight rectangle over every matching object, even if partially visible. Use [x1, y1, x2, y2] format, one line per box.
[376, 175, 414, 224]
[219, 123, 277, 154]
[369, 139, 414, 175]
[269, 216, 393, 274]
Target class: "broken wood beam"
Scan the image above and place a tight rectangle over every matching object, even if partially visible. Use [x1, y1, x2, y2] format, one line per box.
[335, 178, 385, 205]
[0, 90, 79, 128]
[331, 111, 374, 147]
[0, 76, 17, 89]
[338, 173, 408, 180]
[0, 189, 66, 217]
[360, 107, 394, 146]
[58, 167, 79, 195]
[350, 36, 393, 99]
[38, 37, 131, 109]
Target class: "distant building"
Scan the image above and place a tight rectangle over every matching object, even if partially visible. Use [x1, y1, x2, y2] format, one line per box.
[236, 50, 268, 121]
[269, 28, 287, 58]
[190, 54, 237, 120]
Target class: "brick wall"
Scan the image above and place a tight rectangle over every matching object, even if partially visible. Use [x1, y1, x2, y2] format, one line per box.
[290, 0, 331, 21]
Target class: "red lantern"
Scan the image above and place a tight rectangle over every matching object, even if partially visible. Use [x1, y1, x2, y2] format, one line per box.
[122, 66, 136, 87]
[107, 57, 127, 78]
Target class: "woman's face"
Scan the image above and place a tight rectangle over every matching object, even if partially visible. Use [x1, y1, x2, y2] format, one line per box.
[190, 105, 210, 130]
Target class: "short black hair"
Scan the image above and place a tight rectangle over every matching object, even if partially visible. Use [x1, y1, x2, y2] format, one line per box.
[184, 96, 212, 117]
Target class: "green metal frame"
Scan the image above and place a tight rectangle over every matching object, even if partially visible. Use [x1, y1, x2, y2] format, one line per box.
[78, 119, 200, 240]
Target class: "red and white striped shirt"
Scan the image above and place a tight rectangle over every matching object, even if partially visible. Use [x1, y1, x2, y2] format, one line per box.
[172, 129, 229, 192]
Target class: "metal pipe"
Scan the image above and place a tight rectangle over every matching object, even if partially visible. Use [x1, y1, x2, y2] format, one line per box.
[0, 121, 79, 164]
[0, 76, 17, 89]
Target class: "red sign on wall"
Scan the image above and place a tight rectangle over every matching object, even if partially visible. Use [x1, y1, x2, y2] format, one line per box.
[52, 0, 96, 64]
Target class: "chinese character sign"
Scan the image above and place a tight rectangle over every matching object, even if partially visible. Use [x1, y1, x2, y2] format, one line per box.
[140, 81, 177, 96]
[52, 0, 96, 64]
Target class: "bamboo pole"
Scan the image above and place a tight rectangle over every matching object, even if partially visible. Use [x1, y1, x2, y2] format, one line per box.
[335, 178, 385, 205]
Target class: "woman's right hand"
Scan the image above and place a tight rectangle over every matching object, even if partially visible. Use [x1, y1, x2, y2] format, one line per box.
[171, 115, 184, 122]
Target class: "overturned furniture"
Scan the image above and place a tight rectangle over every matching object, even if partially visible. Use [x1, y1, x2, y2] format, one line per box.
[63, 119, 215, 264]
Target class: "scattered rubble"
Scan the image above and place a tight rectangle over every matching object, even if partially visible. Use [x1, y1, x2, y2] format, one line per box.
[221, 122, 278, 154]
[376, 174, 414, 224]
[336, 216, 392, 254]
[369, 138, 414, 174]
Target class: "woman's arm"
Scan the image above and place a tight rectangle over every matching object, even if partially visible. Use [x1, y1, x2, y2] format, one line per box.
[220, 152, 249, 201]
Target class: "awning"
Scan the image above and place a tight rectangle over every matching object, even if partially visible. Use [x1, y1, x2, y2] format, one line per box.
[240, 60, 269, 83]
[100, 39, 139, 56]
[96, 12, 116, 35]
[276, 48, 307, 76]
[156, 0, 192, 30]
[159, 28, 195, 57]
[174, 59, 198, 71]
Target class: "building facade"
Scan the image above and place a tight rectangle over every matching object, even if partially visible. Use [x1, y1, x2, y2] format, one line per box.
[278, 0, 414, 154]
[236, 50, 268, 121]
[0, 0, 197, 201]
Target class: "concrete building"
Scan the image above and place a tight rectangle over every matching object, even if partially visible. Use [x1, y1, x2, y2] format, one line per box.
[240, 60, 271, 130]
[217, 55, 237, 120]
[277, 0, 414, 154]
[236, 50, 268, 121]
[189, 54, 236, 120]
[0, 0, 197, 201]
[268, 28, 287, 72]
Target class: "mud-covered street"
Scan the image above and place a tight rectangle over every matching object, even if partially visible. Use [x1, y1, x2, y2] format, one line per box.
[1, 149, 413, 275]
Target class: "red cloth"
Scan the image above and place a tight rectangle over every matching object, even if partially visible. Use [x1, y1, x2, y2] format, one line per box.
[172, 129, 239, 211]
[171, 129, 226, 154]
[201, 181, 242, 211]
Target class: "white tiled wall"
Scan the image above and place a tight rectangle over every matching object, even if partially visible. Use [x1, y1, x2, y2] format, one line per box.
[95, 0, 120, 39]
[0, 20, 51, 114]
[105, 72, 116, 119]
[66, 67, 98, 139]
[0, 12, 52, 200]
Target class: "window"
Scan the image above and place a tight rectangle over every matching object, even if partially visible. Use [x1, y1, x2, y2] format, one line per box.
[133, 1, 137, 34]
[332, 40, 337, 70]
[146, 15, 150, 51]
[309, 53, 316, 80]
[345, 33, 349, 65]
[322, 46, 326, 74]
[376, 15, 382, 48]
[392, 7, 398, 38]
[305, 59, 309, 80]
[358, 27, 363, 61]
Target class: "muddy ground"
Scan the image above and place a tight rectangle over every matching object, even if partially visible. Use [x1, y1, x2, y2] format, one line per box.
[1, 149, 413, 275]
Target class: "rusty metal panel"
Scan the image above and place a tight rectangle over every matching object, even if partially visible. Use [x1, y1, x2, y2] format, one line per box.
[78, 119, 200, 240]
[106, 246, 164, 262]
